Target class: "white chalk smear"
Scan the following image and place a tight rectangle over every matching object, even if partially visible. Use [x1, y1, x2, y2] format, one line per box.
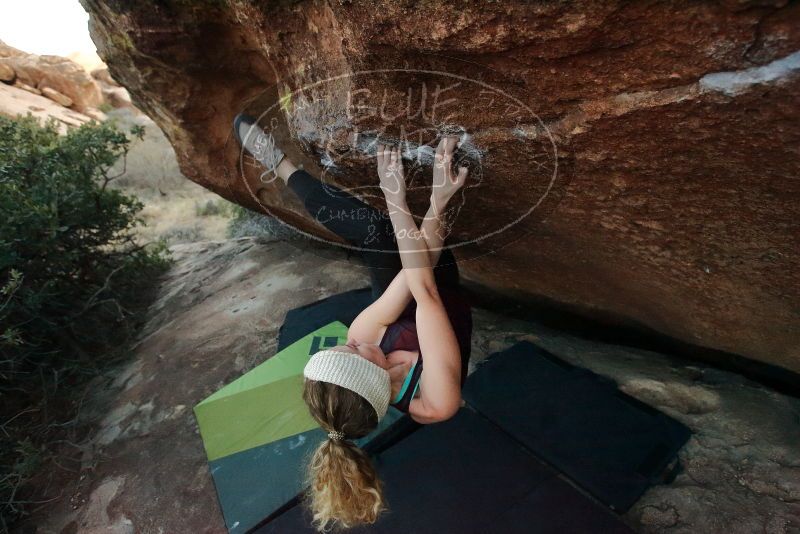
[288, 434, 307, 450]
[700, 50, 800, 96]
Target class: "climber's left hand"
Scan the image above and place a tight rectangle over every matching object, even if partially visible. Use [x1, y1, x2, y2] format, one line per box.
[377, 144, 407, 211]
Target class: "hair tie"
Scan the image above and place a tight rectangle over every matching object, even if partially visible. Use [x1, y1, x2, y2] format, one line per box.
[328, 430, 346, 441]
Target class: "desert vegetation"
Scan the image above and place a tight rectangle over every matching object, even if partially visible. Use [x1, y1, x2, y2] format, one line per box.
[0, 115, 175, 529]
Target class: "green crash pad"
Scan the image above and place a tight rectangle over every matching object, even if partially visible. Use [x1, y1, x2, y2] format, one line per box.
[194, 321, 407, 533]
[194, 322, 348, 461]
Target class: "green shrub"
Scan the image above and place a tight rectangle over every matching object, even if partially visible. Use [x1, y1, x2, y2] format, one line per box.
[0, 115, 170, 529]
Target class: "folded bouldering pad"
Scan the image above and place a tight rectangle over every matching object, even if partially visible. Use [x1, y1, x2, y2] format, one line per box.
[278, 287, 373, 351]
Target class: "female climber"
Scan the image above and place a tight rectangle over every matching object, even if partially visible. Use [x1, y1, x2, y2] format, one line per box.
[233, 114, 473, 531]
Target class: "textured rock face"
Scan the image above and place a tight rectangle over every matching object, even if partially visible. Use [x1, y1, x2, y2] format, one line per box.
[92, 66, 134, 109]
[0, 40, 103, 112]
[0, 82, 97, 132]
[80, 1, 800, 372]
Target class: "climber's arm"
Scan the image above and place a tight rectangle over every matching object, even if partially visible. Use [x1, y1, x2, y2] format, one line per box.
[379, 145, 462, 423]
[401, 256, 462, 424]
[348, 139, 466, 344]
[348, 273, 413, 344]
[377, 146, 436, 297]
[347, 146, 437, 342]
[347, 200, 457, 340]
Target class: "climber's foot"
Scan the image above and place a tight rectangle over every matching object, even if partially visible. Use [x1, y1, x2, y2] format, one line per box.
[233, 113, 286, 185]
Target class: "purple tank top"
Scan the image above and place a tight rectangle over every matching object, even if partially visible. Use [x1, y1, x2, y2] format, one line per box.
[380, 287, 472, 413]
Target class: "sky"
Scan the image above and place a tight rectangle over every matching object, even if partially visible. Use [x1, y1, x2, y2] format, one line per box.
[0, 0, 96, 56]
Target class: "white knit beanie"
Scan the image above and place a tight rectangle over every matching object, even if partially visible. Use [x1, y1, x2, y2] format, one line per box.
[303, 350, 391, 420]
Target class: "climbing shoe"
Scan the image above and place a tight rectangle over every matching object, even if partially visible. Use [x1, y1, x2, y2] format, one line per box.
[233, 113, 285, 184]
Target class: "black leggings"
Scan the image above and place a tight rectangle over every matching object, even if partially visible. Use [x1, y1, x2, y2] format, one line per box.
[287, 169, 460, 300]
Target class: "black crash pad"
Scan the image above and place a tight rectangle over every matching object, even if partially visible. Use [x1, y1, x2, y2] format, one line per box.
[255, 407, 634, 534]
[278, 287, 373, 351]
[462, 341, 691, 512]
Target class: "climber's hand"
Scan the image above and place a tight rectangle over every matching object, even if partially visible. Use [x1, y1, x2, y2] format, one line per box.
[377, 144, 407, 211]
[431, 136, 468, 209]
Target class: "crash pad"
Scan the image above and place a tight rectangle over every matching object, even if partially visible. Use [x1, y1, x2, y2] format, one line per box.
[195, 321, 350, 461]
[255, 407, 634, 534]
[199, 290, 688, 533]
[277, 287, 372, 351]
[462, 341, 692, 511]
[194, 321, 406, 533]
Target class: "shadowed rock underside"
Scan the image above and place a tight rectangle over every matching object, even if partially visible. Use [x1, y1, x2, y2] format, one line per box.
[80, 0, 800, 372]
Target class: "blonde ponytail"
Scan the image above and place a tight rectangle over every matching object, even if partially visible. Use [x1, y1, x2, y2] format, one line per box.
[302, 379, 386, 531]
[306, 438, 385, 531]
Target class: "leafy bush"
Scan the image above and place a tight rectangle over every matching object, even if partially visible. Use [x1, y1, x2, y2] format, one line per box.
[0, 115, 170, 528]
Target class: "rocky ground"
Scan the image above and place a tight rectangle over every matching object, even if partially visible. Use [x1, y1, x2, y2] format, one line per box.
[0, 38, 120, 129]
[21, 236, 800, 534]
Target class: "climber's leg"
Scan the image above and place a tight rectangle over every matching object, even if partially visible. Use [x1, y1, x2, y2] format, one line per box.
[285, 169, 393, 251]
[275, 158, 300, 184]
[233, 113, 460, 297]
[286, 168, 402, 297]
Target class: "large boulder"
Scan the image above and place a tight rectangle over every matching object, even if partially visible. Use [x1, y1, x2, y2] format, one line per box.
[80, 1, 800, 373]
[0, 39, 103, 112]
[0, 82, 95, 132]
